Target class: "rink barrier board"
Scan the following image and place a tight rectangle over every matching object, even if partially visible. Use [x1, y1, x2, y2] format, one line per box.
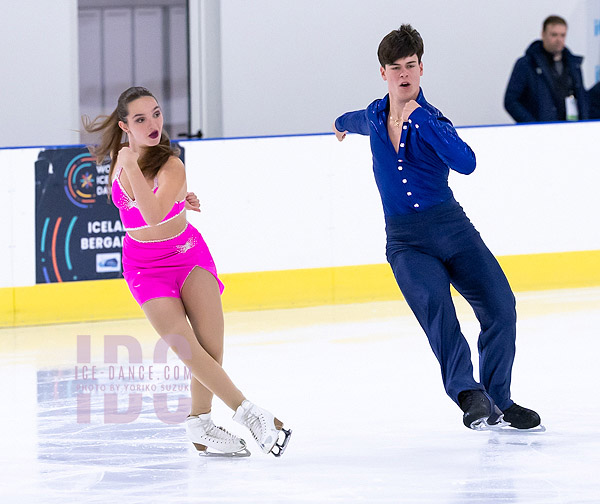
[1, 249, 599, 327]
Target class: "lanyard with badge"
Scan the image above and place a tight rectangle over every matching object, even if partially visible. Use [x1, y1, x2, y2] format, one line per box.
[565, 95, 578, 121]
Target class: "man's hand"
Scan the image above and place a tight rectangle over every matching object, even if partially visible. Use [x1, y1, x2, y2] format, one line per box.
[333, 122, 347, 142]
[401, 100, 421, 123]
[185, 191, 201, 212]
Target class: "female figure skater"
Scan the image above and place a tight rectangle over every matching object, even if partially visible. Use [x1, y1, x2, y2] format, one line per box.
[84, 86, 291, 456]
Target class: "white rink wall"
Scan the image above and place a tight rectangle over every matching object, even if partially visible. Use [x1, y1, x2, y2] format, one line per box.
[1, 121, 600, 289]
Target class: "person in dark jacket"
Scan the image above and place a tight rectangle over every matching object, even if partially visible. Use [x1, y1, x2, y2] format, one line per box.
[588, 81, 600, 119]
[504, 15, 588, 123]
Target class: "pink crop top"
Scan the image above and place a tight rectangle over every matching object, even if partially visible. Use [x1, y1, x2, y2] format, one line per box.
[111, 166, 185, 231]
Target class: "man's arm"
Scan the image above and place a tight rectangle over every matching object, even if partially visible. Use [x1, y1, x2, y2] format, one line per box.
[504, 59, 536, 123]
[334, 109, 369, 140]
[406, 106, 476, 175]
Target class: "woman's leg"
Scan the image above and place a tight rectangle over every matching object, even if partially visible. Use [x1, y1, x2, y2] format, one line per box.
[180, 267, 226, 416]
[142, 294, 245, 412]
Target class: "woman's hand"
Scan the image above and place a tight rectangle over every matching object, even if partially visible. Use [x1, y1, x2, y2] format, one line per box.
[185, 191, 201, 212]
[117, 146, 140, 170]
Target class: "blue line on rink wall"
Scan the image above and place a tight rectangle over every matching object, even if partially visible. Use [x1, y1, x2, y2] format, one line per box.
[3, 119, 600, 152]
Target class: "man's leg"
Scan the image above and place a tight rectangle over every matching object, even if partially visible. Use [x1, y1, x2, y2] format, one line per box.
[388, 248, 482, 402]
[446, 237, 516, 411]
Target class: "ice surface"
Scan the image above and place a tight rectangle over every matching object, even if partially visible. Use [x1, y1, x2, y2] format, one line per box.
[1, 288, 599, 503]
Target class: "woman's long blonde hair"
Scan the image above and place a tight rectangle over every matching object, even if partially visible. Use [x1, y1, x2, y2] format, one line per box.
[82, 86, 180, 196]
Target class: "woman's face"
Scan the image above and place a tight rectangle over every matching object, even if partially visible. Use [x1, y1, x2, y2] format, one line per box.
[120, 96, 164, 149]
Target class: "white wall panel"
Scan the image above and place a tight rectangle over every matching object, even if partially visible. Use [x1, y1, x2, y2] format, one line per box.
[133, 8, 164, 100]
[0, 0, 79, 147]
[79, 9, 103, 120]
[0, 150, 37, 288]
[452, 121, 600, 256]
[103, 9, 133, 108]
[217, 0, 597, 138]
[168, 6, 189, 137]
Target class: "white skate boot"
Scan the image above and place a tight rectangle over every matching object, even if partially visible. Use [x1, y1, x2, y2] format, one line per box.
[232, 400, 291, 457]
[186, 413, 250, 457]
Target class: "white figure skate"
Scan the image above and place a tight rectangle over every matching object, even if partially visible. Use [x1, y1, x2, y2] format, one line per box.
[186, 413, 250, 457]
[233, 400, 291, 457]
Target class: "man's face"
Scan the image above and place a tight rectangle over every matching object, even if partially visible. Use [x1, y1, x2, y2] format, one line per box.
[542, 23, 567, 55]
[380, 55, 423, 102]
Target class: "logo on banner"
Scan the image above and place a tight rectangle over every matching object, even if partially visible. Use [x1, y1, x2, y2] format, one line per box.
[63, 153, 99, 208]
[96, 253, 121, 273]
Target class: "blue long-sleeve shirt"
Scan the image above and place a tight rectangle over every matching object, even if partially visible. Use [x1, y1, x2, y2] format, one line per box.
[335, 89, 476, 216]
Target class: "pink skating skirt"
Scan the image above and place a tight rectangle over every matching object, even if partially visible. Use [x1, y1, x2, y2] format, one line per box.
[122, 223, 224, 306]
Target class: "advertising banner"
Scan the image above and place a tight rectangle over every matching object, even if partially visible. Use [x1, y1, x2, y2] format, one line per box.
[35, 147, 124, 283]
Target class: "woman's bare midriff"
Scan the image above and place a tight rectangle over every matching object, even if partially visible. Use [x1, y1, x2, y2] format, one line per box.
[127, 211, 188, 241]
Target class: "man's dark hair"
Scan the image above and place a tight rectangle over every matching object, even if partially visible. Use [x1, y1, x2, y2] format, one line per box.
[543, 15, 567, 31]
[377, 24, 424, 67]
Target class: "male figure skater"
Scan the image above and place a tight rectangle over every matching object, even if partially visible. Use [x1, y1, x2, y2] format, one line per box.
[333, 25, 541, 430]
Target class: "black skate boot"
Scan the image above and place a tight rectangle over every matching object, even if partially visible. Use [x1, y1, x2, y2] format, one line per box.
[501, 403, 541, 430]
[458, 389, 493, 430]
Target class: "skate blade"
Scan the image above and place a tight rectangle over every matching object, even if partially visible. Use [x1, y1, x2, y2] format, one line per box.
[196, 447, 251, 458]
[470, 416, 510, 431]
[488, 414, 546, 432]
[270, 428, 292, 457]
[495, 424, 547, 433]
[193, 443, 251, 458]
[470, 418, 546, 433]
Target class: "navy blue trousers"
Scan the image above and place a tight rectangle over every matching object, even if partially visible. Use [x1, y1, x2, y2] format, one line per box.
[385, 198, 516, 411]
